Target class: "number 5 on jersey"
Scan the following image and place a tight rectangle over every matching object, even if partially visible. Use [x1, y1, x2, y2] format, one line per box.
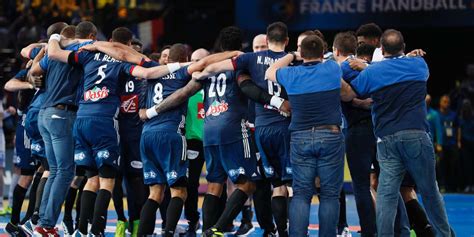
[95, 65, 108, 84]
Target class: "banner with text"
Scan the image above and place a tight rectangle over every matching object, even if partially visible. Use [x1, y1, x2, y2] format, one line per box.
[236, 0, 474, 30]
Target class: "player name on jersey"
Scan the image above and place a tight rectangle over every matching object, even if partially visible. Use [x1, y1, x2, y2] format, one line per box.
[93, 53, 122, 63]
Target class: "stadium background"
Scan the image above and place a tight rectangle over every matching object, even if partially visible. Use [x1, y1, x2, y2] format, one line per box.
[0, 0, 473, 236]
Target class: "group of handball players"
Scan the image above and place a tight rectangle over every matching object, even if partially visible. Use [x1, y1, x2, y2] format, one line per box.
[3, 19, 454, 237]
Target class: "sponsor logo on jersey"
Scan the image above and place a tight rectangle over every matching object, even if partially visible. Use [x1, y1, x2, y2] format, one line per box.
[144, 171, 156, 179]
[120, 95, 138, 113]
[206, 100, 229, 117]
[228, 167, 245, 178]
[197, 102, 205, 119]
[74, 152, 85, 161]
[130, 161, 143, 169]
[84, 86, 109, 102]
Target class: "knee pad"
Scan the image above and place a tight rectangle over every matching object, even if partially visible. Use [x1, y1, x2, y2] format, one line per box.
[40, 157, 49, 171]
[170, 177, 188, 188]
[99, 165, 116, 179]
[85, 169, 99, 179]
[20, 168, 35, 176]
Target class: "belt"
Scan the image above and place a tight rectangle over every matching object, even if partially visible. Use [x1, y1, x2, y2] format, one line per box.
[312, 125, 340, 132]
[54, 104, 78, 112]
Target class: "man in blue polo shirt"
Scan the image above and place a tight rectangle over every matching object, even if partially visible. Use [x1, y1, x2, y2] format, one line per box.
[28, 21, 97, 236]
[341, 29, 453, 237]
[266, 35, 344, 237]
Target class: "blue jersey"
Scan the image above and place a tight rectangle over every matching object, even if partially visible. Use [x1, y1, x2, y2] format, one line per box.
[40, 41, 92, 108]
[14, 69, 35, 113]
[143, 62, 191, 133]
[232, 50, 290, 127]
[340, 58, 372, 127]
[276, 61, 342, 131]
[28, 90, 46, 111]
[118, 73, 146, 139]
[27, 47, 42, 60]
[350, 56, 430, 138]
[202, 71, 249, 146]
[71, 50, 135, 117]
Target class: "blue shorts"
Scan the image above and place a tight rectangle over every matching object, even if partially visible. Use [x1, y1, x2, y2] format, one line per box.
[119, 135, 142, 175]
[14, 118, 36, 170]
[255, 126, 292, 183]
[73, 117, 119, 171]
[140, 131, 188, 186]
[24, 109, 45, 158]
[204, 137, 260, 184]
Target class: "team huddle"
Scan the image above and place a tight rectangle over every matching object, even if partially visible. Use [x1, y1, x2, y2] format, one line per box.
[4, 19, 454, 237]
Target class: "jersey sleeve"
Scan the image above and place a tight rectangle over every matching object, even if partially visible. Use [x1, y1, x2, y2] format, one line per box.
[142, 60, 159, 68]
[176, 66, 192, 81]
[121, 62, 138, 77]
[232, 52, 252, 71]
[14, 69, 28, 81]
[39, 54, 49, 71]
[28, 47, 42, 59]
[275, 66, 293, 88]
[350, 68, 372, 97]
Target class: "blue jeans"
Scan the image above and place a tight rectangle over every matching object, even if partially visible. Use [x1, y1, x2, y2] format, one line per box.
[345, 121, 377, 236]
[376, 130, 452, 237]
[38, 107, 76, 228]
[289, 129, 344, 237]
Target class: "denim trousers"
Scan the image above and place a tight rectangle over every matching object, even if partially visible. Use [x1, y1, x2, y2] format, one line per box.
[376, 130, 452, 237]
[38, 107, 76, 228]
[289, 129, 344, 237]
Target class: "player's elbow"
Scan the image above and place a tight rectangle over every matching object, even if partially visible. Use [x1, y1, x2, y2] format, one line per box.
[20, 48, 30, 59]
[4, 81, 16, 92]
[265, 68, 276, 82]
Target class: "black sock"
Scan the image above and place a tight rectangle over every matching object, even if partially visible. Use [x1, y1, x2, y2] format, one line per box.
[34, 177, 47, 214]
[160, 187, 171, 228]
[164, 197, 184, 237]
[138, 199, 159, 236]
[113, 175, 127, 222]
[241, 205, 253, 224]
[202, 194, 221, 231]
[126, 176, 146, 222]
[338, 190, 348, 233]
[64, 187, 78, 221]
[214, 189, 248, 231]
[76, 180, 86, 225]
[272, 196, 288, 236]
[253, 179, 275, 232]
[90, 189, 112, 235]
[11, 185, 28, 225]
[405, 199, 435, 236]
[21, 173, 42, 224]
[78, 190, 97, 234]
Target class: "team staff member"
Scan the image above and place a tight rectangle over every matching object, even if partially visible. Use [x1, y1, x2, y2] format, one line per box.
[266, 35, 345, 237]
[340, 29, 453, 237]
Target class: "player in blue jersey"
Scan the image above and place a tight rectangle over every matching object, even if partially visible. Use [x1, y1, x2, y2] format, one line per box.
[143, 26, 289, 237]
[193, 22, 293, 236]
[340, 29, 453, 237]
[133, 43, 240, 236]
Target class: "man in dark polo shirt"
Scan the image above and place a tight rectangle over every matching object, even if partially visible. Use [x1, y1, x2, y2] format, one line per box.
[266, 35, 345, 237]
[341, 29, 453, 237]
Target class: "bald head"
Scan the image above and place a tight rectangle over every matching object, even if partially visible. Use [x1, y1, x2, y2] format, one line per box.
[47, 22, 68, 38]
[252, 34, 267, 52]
[381, 29, 405, 56]
[191, 48, 210, 62]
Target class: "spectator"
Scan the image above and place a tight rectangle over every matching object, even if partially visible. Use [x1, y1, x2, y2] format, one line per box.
[457, 100, 474, 192]
[426, 94, 443, 151]
[438, 95, 461, 192]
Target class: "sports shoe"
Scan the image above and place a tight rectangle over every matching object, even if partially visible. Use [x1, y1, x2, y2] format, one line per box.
[0, 206, 12, 216]
[72, 230, 88, 237]
[131, 220, 140, 237]
[5, 222, 28, 237]
[262, 229, 277, 237]
[62, 219, 75, 237]
[115, 220, 128, 237]
[202, 228, 224, 237]
[33, 226, 60, 237]
[235, 221, 254, 236]
[176, 225, 187, 235]
[337, 227, 353, 237]
[20, 219, 36, 235]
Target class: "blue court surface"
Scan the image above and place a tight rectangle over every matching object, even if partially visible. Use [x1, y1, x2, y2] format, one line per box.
[0, 194, 472, 236]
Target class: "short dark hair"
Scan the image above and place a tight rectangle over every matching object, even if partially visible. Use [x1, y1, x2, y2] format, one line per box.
[47, 22, 68, 38]
[300, 35, 324, 59]
[149, 52, 160, 62]
[131, 38, 142, 47]
[214, 26, 242, 52]
[112, 27, 133, 45]
[161, 45, 171, 53]
[313, 29, 328, 52]
[168, 43, 188, 63]
[266, 22, 288, 43]
[298, 30, 316, 38]
[380, 29, 405, 55]
[60, 25, 76, 39]
[75, 21, 97, 39]
[333, 32, 357, 56]
[356, 44, 376, 59]
[356, 23, 382, 39]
